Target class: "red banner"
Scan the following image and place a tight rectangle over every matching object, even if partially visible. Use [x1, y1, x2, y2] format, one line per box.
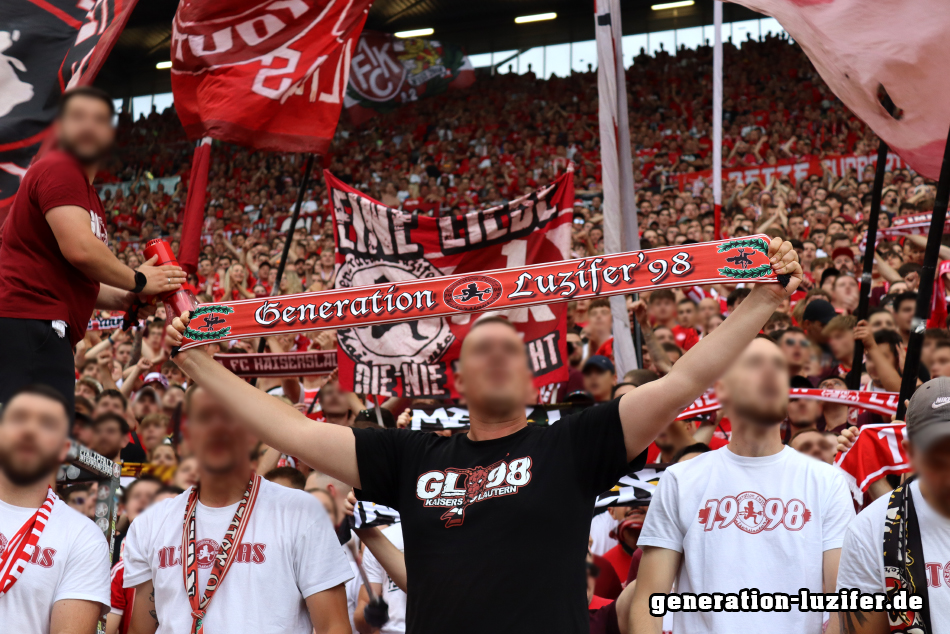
[671, 152, 910, 192]
[326, 170, 573, 397]
[214, 350, 336, 378]
[178, 234, 782, 397]
[676, 387, 899, 421]
[835, 422, 911, 503]
[170, 0, 371, 154]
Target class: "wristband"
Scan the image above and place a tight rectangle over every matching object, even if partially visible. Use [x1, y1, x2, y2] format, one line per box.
[132, 270, 147, 294]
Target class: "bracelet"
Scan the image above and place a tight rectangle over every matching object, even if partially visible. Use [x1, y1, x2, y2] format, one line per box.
[132, 270, 147, 294]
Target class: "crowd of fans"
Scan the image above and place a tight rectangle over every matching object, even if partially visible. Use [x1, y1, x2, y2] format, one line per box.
[55, 32, 949, 632]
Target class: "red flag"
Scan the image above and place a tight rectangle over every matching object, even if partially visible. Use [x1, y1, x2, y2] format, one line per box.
[835, 423, 912, 503]
[170, 0, 371, 154]
[178, 137, 211, 275]
[727, 0, 950, 180]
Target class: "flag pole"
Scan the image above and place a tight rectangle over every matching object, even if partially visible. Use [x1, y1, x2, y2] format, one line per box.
[712, 1, 723, 240]
[846, 138, 890, 390]
[251, 153, 318, 382]
[895, 126, 950, 419]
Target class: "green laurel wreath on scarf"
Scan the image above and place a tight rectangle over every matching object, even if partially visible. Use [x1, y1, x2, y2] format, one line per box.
[182, 305, 235, 341]
[716, 238, 769, 255]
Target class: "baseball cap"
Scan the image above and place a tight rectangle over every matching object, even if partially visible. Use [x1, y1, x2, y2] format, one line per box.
[582, 355, 615, 374]
[142, 372, 169, 390]
[802, 299, 837, 326]
[831, 247, 854, 262]
[906, 377, 950, 451]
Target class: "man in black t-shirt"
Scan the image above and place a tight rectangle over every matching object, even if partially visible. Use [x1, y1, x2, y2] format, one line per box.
[166, 238, 801, 634]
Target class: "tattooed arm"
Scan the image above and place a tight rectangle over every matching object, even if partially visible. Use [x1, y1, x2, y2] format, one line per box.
[128, 581, 159, 634]
[827, 609, 887, 634]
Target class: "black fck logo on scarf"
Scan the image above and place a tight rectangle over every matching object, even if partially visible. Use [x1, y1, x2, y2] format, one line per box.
[415, 457, 533, 527]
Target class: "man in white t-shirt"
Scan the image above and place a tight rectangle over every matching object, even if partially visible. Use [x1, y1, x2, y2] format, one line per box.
[122, 385, 353, 634]
[834, 377, 950, 634]
[0, 384, 111, 634]
[356, 524, 406, 634]
[632, 337, 856, 634]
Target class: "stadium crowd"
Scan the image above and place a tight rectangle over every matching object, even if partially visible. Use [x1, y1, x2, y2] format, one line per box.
[6, 33, 949, 634]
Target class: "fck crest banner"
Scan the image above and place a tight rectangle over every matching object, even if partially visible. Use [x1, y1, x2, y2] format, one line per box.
[171, 0, 372, 154]
[344, 30, 475, 125]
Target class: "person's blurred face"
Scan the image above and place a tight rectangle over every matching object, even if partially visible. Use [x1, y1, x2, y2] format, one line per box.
[146, 323, 164, 348]
[115, 343, 132, 366]
[653, 327, 675, 346]
[94, 394, 125, 418]
[133, 393, 160, 421]
[869, 311, 896, 332]
[566, 332, 583, 366]
[93, 419, 126, 459]
[650, 298, 676, 323]
[787, 396, 821, 427]
[185, 387, 253, 474]
[455, 322, 533, 419]
[588, 306, 612, 335]
[318, 381, 349, 418]
[716, 338, 789, 424]
[930, 347, 950, 379]
[698, 298, 719, 326]
[582, 368, 616, 402]
[832, 275, 859, 309]
[55, 94, 115, 164]
[779, 331, 810, 368]
[163, 387, 185, 413]
[894, 300, 915, 333]
[124, 480, 161, 521]
[677, 302, 696, 328]
[826, 328, 855, 363]
[172, 456, 199, 489]
[0, 393, 70, 485]
[790, 430, 836, 464]
[908, 437, 950, 517]
[150, 444, 178, 467]
[139, 420, 167, 453]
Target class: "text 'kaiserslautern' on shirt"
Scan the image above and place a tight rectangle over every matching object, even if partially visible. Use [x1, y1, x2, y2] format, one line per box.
[353, 399, 646, 634]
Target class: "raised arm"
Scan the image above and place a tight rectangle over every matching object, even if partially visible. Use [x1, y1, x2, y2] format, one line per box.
[618, 237, 801, 460]
[167, 317, 361, 488]
[46, 206, 184, 295]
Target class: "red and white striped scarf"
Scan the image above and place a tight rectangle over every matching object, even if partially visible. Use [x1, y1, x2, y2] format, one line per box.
[0, 487, 57, 597]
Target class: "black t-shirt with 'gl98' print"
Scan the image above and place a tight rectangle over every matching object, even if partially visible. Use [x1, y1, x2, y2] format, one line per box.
[353, 398, 645, 634]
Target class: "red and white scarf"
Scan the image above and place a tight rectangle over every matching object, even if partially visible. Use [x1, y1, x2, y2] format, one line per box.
[835, 422, 912, 504]
[182, 475, 261, 633]
[0, 487, 57, 597]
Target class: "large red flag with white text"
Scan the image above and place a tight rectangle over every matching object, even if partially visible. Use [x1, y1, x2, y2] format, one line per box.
[727, 0, 950, 180]
[171, 0, 371, 154]
[326, 170, 574, 399]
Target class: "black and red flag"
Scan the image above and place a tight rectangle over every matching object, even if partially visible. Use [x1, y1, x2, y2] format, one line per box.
[0, 0, 138, 221]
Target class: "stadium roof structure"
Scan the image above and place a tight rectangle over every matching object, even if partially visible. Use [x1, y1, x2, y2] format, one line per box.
[98, 0, 766, 98]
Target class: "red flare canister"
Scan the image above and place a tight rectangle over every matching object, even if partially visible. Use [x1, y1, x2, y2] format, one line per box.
[143, 239, 197, 319]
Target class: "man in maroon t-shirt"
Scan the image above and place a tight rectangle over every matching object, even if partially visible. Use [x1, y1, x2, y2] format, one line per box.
[0, 87, 185, 410]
